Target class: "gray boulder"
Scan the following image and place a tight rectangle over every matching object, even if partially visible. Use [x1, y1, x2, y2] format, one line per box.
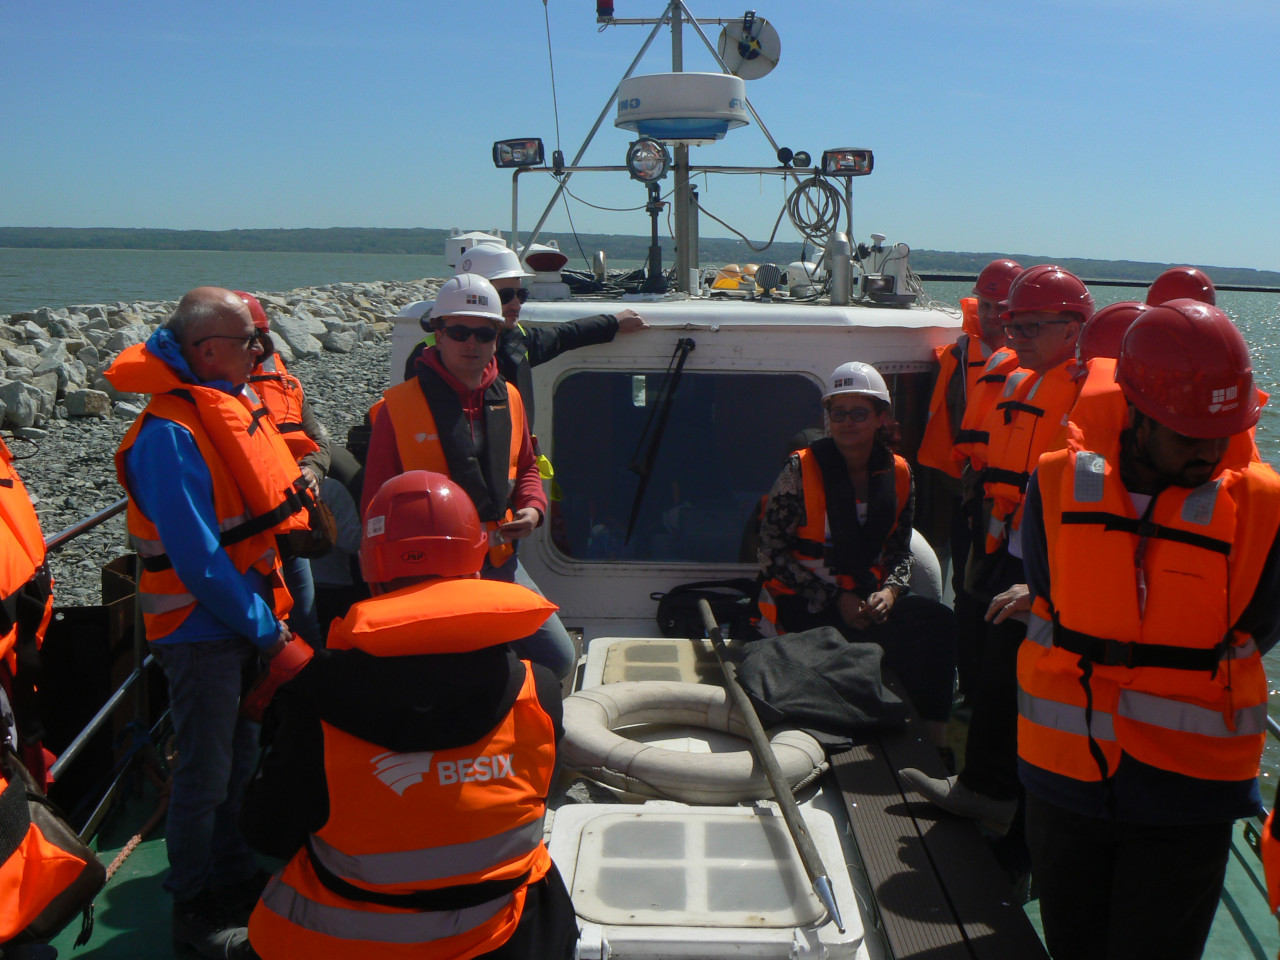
[270, 315, 322, 359]
[104, 325, 151, 355]
[64, 389, 113, 418]
[321, 329, 358, 354]
[0, 381, 40, 428]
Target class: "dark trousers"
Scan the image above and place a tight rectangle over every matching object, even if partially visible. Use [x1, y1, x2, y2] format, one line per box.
[1025, 792, 1232, 960]
[948, 495, 985, 700]
[778, 593, 957, 721]
[957, 614, 1026, 800]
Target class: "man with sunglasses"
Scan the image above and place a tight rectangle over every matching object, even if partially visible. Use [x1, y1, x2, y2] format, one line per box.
[364, 274, 576, 679]
[104, 287, 314, 957]
[902, 265, 1114, 845]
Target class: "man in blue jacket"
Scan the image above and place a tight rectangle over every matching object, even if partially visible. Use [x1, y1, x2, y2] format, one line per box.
[105, 287, 308, 958]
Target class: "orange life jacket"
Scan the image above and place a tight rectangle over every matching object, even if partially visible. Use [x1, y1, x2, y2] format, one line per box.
[953, 347, 1021, 471]
[250, 353, 321, 461]
[248, 579, 557, 960]
[0, 438, 52, 672]
[0, 750, 100, 942]
[981, 358, 1113, 552]
[921, 331, 1020, 479]
[1018, 435, 1280, 784]
[108, 344, 307, 640]
[379, 374, 525, 567]
[758, 442, 912, 632]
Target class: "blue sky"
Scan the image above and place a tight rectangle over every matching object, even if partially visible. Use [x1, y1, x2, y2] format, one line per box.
[4, 1, 1278, 270]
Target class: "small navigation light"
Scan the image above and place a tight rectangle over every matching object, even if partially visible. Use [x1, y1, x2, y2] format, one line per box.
[821, 148, 874, 177]
[626, 138, 671, 182]
[793, 150, 812, 168]
[492, 139, 545, 169]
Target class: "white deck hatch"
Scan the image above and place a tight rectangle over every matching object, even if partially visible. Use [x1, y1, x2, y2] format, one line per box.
[549, 803, 871, 958]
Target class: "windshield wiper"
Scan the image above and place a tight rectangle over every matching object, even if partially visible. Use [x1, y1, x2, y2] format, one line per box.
[625, 337, 696, 545]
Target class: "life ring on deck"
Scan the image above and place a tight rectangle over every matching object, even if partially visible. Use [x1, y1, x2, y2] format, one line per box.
[561, 680, 828, 805]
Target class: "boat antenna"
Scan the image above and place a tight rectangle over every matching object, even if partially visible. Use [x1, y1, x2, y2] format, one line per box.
[516, 3, 673, 264]
[540, 1, 564, 170]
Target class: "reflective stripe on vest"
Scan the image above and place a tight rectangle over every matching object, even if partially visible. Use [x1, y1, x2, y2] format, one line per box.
[258, 876, 513, 945]
[309, 818, 544, 887]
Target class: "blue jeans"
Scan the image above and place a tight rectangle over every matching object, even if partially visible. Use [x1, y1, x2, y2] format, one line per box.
[281, 554, 321, 646]
[152, 636, 261, 902]
[483, 556, 576, 680]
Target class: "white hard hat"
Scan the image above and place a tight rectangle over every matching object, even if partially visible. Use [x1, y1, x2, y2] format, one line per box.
[823, 361, 890, 405]
[455, 243, 533, 281]
[428, 273, 504, 323]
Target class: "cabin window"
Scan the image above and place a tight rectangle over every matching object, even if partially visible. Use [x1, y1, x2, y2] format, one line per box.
[550, 371, 823, 563]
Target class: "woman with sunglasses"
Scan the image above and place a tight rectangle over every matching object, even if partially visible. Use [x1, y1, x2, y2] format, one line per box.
[757, 361, 956, 746]
[404, 243, 647, 431]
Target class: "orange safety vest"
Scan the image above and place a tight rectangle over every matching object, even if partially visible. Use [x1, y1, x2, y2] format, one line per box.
[758, 442, 912, 632]
[953, 347, 1021, 472]
[379, 375, 525, 567]
[1018, 438, 1280, 784]
[921, 331, 1020, 479]
[248, 578, 557, 960]
[107, 344, 307, 641]
[0, 750, 99, 942]
[981, 359, 1114, 552]
[0, 438, 52, 672]
[249, 353, 321, 461]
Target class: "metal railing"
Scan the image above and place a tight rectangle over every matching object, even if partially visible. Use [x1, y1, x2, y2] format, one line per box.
[39, 496, 164, 840]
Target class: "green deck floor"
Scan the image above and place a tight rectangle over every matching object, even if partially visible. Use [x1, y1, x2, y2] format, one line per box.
[45, 774, 1280, 959]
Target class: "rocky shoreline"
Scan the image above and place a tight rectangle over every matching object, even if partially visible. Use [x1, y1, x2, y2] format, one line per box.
[1, 277, 446, 606]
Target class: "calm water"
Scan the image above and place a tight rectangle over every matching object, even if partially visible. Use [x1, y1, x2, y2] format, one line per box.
[5, 249, 1280, 792]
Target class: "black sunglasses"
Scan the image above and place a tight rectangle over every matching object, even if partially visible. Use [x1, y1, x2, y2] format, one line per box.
[441, 324, 499, 343]
[193, 332, 261, 350]
[497, 287, 530, 305]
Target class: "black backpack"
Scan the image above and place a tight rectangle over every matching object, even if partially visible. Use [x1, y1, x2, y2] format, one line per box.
[650, 578, 761, 642]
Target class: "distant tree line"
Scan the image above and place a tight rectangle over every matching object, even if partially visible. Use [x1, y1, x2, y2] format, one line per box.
[2, 226, 1277, 287]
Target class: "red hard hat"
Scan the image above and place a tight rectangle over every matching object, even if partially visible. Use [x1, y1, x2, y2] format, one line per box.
[1001, 264, 1094, 322]
[234, 291, 271, 332]
[360, 471, 489, 583]
[972, 258, 1023, 302]
[1116, 299, 1259, 438]
[1146, 266, 1215, 307]
[1078, 300, 1147, 362]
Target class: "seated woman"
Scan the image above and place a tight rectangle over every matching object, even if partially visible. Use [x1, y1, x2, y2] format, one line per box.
[757, 362, 956, 745]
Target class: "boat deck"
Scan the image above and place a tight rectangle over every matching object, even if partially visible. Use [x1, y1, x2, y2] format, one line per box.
[831, 713, 1047, 959]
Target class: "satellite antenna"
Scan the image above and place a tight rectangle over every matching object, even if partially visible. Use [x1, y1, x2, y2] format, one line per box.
[717, 12, 781, 80]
